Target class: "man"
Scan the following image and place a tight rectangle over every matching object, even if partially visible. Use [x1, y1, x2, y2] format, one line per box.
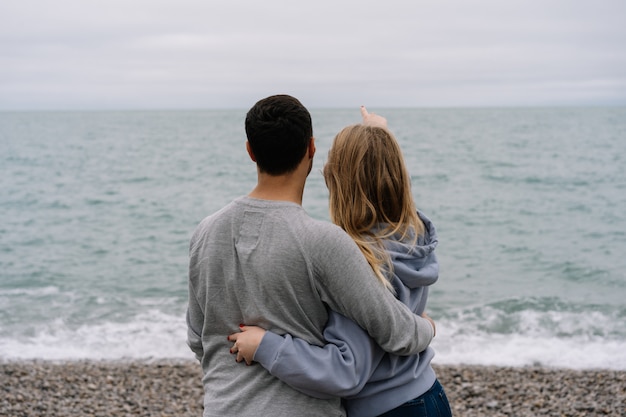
[186, 95, 434, 416]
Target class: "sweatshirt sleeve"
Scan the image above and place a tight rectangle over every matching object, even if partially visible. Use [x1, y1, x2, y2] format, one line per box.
[313, 227, 434, 355]
[186, 308, 204, 362]
[186, 255, 204, 362]
[253, 311, 380, 398]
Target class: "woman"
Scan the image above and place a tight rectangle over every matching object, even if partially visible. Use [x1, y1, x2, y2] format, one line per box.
[228, 107, 452, 417]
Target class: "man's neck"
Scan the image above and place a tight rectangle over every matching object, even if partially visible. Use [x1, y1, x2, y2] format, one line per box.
[248, 171, 306, 205]
[247, 143, 314, 205]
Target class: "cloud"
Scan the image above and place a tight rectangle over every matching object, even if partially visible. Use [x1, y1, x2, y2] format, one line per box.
[1, 0, 625, 110]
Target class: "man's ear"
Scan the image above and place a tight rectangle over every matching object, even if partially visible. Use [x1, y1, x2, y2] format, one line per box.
[308, 137, 316, 158]
[246, 141, 257, 162]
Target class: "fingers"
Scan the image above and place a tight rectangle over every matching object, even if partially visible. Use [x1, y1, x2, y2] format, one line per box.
[360, 105, 388, 128]
[228, 329, 252, 365]
[229, 324, 263, 366]
[227, 332, 240, 355]
[421, 313, 436, 337]
[231, 343, 252, 365]
[239, 351, 252, 366]
[230, 341, 245, 362]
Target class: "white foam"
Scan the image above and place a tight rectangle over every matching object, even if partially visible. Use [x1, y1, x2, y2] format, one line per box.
[0, 309, 195, 361]
[0, 286, 60, 297]
[1, 304, 625, 370]
[432, 331, 626, 370]
[430, 307, 626, 370]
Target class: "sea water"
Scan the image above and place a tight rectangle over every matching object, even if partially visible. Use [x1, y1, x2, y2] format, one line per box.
[1, 107, 625, 370]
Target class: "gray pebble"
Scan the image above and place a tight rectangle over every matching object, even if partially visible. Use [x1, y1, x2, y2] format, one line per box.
[1, 361, 624, 416]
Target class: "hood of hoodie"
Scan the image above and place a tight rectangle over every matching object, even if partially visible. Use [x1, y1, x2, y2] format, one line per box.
[379, 211, 439, 290]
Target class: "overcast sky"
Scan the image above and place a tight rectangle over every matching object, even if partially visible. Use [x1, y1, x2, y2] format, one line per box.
[1, 0, 625, 110]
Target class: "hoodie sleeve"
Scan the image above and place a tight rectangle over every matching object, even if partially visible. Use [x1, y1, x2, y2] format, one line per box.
[253, 311, 382, 399]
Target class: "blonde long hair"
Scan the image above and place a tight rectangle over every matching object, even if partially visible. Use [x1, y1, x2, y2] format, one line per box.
[323, 124, 424, 290]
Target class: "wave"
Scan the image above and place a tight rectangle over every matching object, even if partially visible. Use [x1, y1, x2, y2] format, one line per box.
[433, 330, 626, 370]
[432, 299, 626, 370]
[0, 310, 194, 361]
[1, 300, 625, 370]
[0, 286, 60, 297]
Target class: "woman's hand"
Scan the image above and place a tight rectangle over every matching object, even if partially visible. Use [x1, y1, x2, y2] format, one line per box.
[360, 106, 388, 129]
[421, 313, 436, 337]
[227, 325, 266, 365]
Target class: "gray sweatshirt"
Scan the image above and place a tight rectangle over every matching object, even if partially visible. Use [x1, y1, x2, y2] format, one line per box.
[252, 212, 440, 416]
[187, 197, 434, 417]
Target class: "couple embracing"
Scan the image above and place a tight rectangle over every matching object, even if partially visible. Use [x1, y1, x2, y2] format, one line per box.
[186, 94, 452, 417]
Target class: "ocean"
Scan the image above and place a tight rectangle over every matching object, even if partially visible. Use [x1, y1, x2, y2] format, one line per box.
[1, 107, 625, 370]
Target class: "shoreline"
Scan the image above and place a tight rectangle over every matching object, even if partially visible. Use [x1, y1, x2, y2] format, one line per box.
[2, 360, 624, 416]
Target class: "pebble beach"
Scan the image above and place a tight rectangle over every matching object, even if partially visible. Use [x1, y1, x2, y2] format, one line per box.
[2, 361, 624, 416]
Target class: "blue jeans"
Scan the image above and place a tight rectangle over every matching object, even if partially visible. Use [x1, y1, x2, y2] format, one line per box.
[378, 380, 452, 417]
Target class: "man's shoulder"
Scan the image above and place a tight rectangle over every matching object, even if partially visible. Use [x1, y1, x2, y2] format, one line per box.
[190, 197, 353, 248]
[296, 217, 361, 259]
[190, 199, 241, 238]
[298, 216, 349, 238]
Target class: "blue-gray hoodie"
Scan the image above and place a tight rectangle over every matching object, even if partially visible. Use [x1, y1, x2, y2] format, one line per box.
[253, 211, 439, 417]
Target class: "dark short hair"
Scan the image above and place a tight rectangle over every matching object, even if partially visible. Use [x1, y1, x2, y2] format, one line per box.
[245, 95, 313, 175]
